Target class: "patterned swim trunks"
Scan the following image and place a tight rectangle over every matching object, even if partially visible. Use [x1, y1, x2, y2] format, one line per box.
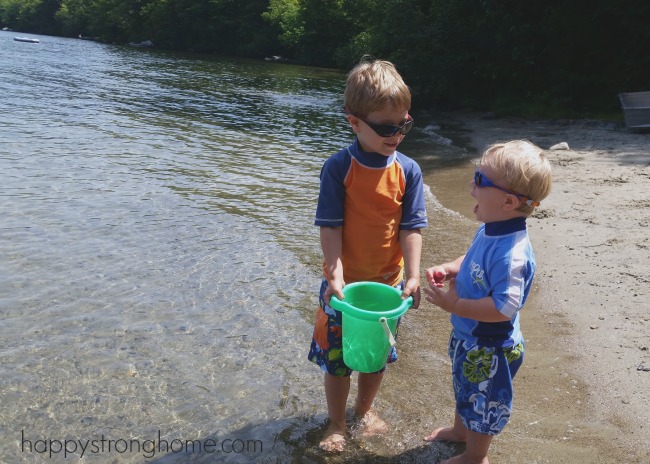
[448, 333, 524, 435]
[307, 279, 402, 376]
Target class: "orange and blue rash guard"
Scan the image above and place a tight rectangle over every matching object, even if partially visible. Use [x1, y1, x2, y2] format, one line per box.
[315, 140, 428, 286]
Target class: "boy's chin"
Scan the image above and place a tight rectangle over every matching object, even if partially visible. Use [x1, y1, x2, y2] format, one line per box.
[473, 204, 484, 222]
[377, 144, 397, 156]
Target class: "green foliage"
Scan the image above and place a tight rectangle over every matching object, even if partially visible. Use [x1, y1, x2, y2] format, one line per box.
[1, 0, 648, 117]
[264, 0, 355, 67]
[55, 0, 90, 36]
[1, 0, 61, 34]
[137, 0, 282, 56]
[262, 0, 301, 50]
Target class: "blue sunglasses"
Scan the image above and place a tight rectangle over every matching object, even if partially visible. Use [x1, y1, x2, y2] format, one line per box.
[474, 170, 540, 207]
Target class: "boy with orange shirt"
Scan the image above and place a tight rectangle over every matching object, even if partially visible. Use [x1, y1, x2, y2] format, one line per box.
[307, 58, 428, 452]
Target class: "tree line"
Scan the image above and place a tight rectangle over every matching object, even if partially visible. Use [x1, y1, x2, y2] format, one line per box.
[2, 0, 649, 117]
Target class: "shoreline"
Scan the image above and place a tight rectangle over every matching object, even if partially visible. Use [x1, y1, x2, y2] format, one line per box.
[443, 112, 650, 462]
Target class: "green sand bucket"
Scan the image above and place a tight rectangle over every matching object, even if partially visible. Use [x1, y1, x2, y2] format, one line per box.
[330, 282, 413, 373]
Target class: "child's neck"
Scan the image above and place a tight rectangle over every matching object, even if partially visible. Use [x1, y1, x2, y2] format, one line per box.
[484, 216, 527, 236]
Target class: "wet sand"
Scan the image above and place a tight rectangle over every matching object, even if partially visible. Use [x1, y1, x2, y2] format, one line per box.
[420, 113, 650, 463]
[297, 113, 649, 464]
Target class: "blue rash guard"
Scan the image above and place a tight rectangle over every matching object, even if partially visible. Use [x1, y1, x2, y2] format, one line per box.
[451, 217, 535, 348]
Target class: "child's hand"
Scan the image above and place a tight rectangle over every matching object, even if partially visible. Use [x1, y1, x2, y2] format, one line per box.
[323, 279, 345, 307]
[401, 277, 421, 309]
[425, 265, 447, 288]
[423, 278, 459, 313]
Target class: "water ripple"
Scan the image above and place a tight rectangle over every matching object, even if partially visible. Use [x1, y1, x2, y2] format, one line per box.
[0, 31, 463, 463]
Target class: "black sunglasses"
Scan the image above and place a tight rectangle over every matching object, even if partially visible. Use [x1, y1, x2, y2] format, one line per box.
[352, 113, 414, 137]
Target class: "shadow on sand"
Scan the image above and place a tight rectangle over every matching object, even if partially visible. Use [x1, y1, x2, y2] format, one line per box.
[147, 414, 463, 463]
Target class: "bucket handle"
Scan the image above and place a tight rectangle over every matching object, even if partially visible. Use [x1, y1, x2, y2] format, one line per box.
[379, 317, 396, 347]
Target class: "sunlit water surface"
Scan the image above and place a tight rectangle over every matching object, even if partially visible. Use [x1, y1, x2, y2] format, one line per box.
[0, 31, 479, 463]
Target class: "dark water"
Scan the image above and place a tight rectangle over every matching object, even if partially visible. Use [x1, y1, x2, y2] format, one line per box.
[0, 31, 479, 463]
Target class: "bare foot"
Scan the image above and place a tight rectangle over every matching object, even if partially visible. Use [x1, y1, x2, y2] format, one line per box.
[354, 410, 388, 437]
[423, 426, 467, 442]
[319, 425, 346, 453]
[440, 454, 489, 464]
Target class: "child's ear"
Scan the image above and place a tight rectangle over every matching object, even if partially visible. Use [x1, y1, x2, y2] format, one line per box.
[503, 194, 520, 211]
[346, 114, 361, 133]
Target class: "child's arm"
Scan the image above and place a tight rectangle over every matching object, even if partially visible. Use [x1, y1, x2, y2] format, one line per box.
[425, 255, 465, 287]
[399, 229, 422, 308]
[423, 279, 511, 322]
[320, 226, 345, 306]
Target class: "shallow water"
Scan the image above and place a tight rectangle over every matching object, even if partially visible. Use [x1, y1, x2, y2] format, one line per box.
[0, 31, 481, 463]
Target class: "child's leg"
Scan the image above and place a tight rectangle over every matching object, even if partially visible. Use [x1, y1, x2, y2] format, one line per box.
[441, 429, 492, 464]
[424, 411, 466, 442]
[354, 371, 384, 415]
[308, 280, 354, 451]
[353, 371, 388, 435]
[433, 338, 524, 463]
[320, 373, 350, 452]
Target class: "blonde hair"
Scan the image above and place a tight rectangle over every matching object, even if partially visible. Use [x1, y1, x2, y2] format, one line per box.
[343, 57, 411, 117]
[480, 140, 552, 215]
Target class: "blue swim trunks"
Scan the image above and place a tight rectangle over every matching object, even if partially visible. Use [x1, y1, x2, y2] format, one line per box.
[448, 333, 524, 435]
[307, 279, 402, 377]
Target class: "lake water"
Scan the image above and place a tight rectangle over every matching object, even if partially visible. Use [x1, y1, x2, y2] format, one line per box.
[0, 31, 480, 463]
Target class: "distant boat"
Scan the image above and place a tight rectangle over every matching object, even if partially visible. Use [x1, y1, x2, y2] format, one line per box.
[14, 37, 40, 43]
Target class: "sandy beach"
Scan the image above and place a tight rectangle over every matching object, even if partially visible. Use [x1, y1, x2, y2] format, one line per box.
[443, 113, 650, 463]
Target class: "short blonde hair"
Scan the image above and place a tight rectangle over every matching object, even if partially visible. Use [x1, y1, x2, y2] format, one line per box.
[343, 57, 411, 117]
[481, 140, 552, 215]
